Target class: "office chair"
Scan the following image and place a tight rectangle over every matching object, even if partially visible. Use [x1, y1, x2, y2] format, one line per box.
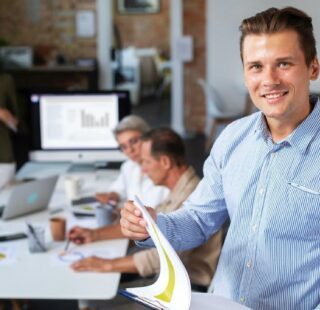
[197, 79, 244, 152]
[139, 55, 162, 98]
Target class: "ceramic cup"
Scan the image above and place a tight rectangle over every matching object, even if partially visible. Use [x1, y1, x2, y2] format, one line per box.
[50, 217, 66, 241]
[95, 205, 114, 228]
[64, 177, 84, 200]
[26, 225, 46, 253]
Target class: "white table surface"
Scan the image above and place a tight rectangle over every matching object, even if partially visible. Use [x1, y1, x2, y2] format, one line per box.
[0, 167, 129, 300]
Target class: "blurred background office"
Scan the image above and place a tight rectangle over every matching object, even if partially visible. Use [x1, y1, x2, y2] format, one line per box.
[0, 0, 319, 173]
[0, 1, 319, 309]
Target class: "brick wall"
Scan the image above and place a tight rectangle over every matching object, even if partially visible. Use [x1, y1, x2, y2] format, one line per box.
[0, 0, 206, 132]
[0, 0, 97, 64]
[183, 0, 206, 133]
[114, 0, 170, 56]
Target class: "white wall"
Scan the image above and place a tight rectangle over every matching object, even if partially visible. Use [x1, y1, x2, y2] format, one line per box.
[97, 0, 113, 90]
[207, 0, 320, 113]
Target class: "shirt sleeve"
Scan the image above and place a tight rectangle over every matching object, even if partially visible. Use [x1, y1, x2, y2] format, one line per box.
[137, 132, 229, 252]
[133, 248, 160, 277]
[108, 162, 127, 201]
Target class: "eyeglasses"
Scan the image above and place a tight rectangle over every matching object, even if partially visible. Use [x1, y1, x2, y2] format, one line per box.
[118, 136, 141, 152]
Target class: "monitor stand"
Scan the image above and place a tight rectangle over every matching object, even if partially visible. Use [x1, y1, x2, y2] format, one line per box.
[68, 161, 108, 172]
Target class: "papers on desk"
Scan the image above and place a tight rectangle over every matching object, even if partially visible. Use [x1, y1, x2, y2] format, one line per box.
[0, 245, 17, 266]
[71, 196, 100, 216]
[51, 247, 117, 266]
[119, 196, 191, 310]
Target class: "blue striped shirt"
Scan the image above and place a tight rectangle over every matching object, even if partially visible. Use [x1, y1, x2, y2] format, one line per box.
[139, 97, 320, 309]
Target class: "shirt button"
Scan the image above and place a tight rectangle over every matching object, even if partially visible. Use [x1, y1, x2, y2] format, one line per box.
[271, 152, 276, 158]
[259, 188, 265, 195]
[252, 224, 257, 232]
[247, 260, 252, 268]
[240, 296, 246, 303]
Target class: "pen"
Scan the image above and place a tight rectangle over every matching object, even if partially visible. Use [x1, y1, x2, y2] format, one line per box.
[27, 223, 46, 252]
[64, 239, 70, 252]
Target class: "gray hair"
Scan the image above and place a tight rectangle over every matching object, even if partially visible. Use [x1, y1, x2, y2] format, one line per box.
[113, 115, 150, 136]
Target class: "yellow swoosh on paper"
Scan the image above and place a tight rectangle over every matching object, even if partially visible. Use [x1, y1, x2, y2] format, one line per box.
[152, 224, 175, 303]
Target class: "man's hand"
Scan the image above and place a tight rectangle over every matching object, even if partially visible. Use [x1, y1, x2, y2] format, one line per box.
[68, 226, 96, 244]
[71, 256, 113, 272]
[95, 192, 119, 206]
[0, 108, 18, 129]
[120, 201, 156, 240]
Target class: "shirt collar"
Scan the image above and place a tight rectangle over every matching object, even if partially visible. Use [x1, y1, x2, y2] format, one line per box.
[166, 166, 196, 202]
[289, 96, 320, 154]
[253, 96, 320, 154]
[253, 112, 269, 139]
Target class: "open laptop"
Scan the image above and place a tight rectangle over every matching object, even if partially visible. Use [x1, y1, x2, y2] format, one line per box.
[0, 175, 58, 220]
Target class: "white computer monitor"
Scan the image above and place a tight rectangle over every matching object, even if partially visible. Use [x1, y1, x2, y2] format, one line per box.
[29, 91, 131, 163]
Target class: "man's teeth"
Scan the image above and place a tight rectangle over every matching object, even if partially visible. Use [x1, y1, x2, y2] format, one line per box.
[265, 92, 285, 99]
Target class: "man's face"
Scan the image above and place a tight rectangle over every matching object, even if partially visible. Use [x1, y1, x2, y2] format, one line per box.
[243, 29, 319, 129]
[140, 141, 168, 186]
[116, 130, 142, 162]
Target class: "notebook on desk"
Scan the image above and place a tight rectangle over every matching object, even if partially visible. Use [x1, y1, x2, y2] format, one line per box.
[71, 196, 100, 216]
[0, 175, 58, 220]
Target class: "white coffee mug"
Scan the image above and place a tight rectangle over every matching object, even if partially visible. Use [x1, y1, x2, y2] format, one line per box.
[64, 177, 84, 200]
[0, 163, 16, 189]
[95, 205, 114, 228]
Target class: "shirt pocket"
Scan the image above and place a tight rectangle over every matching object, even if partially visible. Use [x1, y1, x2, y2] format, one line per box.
[286, 180, 320, 239]
[288, 182, 320, 195]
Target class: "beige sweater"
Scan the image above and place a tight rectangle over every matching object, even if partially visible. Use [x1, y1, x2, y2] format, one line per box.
[133, 167, 223, 286]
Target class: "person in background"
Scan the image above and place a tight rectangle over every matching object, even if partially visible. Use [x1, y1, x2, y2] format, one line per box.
[71, 128, 222, 293]
[68, 115, 169, 245]
[120, 7, 320, 309]
[0, 73, 19, 163]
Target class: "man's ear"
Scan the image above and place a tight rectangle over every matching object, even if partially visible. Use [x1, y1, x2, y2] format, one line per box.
[159, 155, 171, 170]
[310, 58, 320, 80]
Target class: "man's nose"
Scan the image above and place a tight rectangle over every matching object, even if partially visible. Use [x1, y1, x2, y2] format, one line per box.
[263, 67, 280, 87]
[126, 143, 135, 153]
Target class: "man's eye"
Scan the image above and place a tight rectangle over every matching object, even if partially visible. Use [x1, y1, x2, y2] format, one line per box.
[279, 62, 289, 68]
[249, 64, 261, 70]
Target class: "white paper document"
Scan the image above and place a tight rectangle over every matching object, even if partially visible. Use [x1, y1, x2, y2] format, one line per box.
[119, 196, 249, 310]
[51, 248, 116, 266]
[0, 245, 17, 266]
[120, 196, 191, 309]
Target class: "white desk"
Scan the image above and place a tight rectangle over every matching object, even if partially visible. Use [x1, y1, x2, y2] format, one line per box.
[0, 167, 129, 300]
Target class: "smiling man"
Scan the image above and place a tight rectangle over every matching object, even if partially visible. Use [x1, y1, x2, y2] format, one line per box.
[120, 7, 320, 309]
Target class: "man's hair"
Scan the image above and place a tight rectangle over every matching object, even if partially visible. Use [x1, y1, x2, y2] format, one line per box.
[239, 7, 317, 65]
[113, 115, 150, 136]
[141, 127, 186, 167]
